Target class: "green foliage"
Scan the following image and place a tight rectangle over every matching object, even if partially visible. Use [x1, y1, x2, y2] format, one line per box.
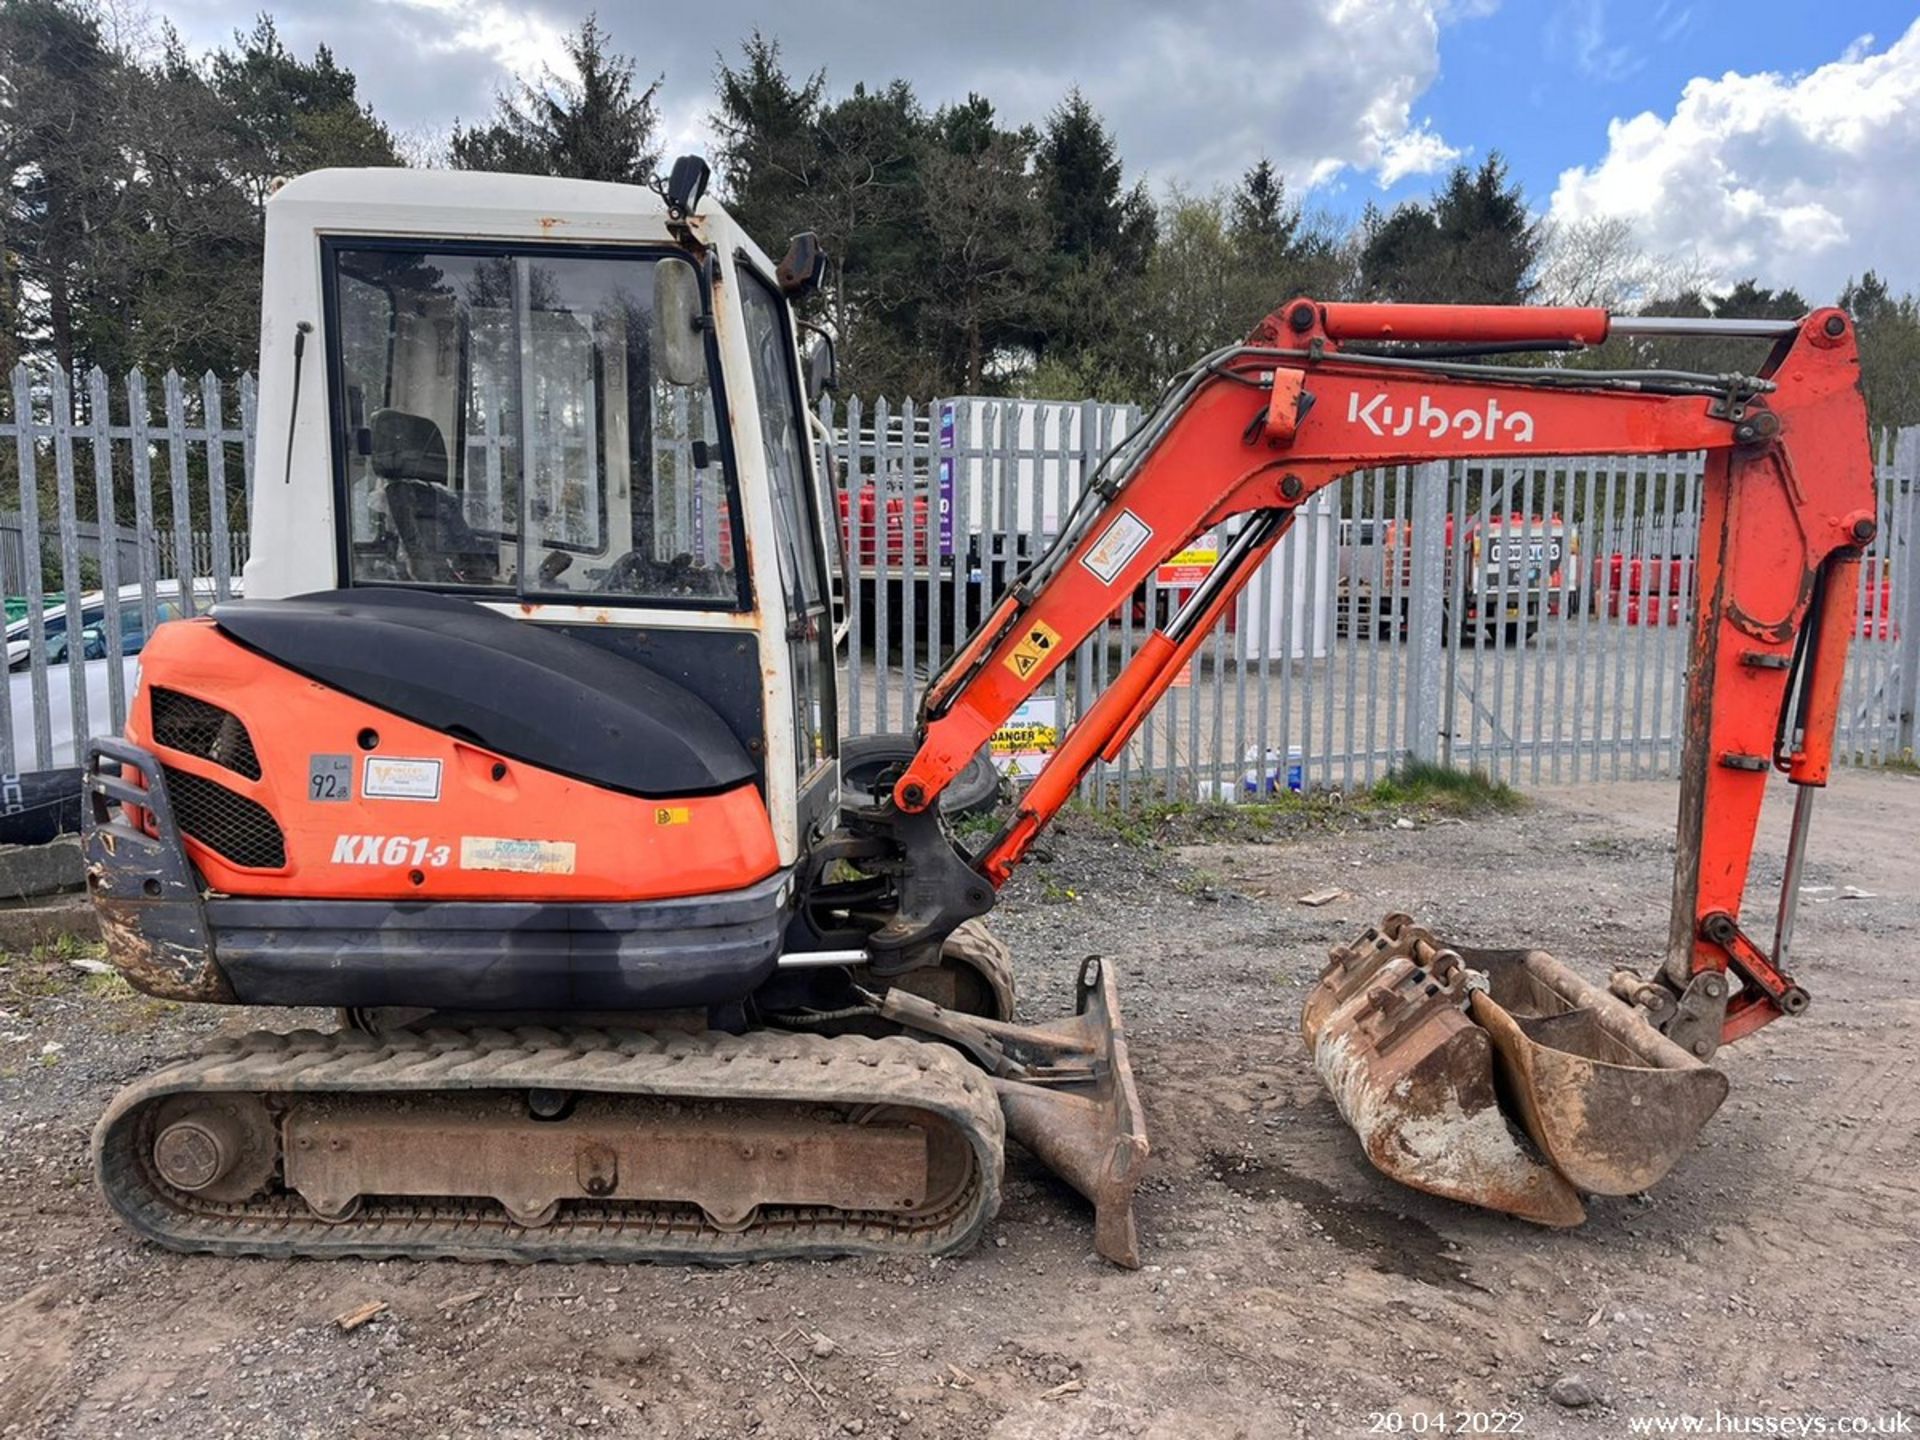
[1842, 271, 1920, 432]
[207, 17, 397, 201]
[1050, 762, 1525, 854]
[710, 32, 828, 247]
[0, 930, 107, 1008]
[1359, 155, 1542, 305]
[1035, 90, 1153, 271]
[1229, 159, 1297, 264]
[2, 0, 146, 378]
[1128, 184, 1347, 395]
[449, 15, 660, 183]
[7, 1, 1919, 431]
[2, 0, 400, 384]
[1370, 762, 1524, 815]
[711, 37, 939, 395]
[918, 110, 1048, 392]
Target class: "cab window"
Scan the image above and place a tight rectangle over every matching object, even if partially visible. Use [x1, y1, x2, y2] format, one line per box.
[326, 243, 745, 608]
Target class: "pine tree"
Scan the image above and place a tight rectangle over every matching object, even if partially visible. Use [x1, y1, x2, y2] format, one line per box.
[1359, 155, 1540, 305]
[710, 33, 825, 245]
[0, 0, 133, 381]
[918, 99, 1046, 390]
[207, 17, 398, 208]
[1036, 90, 1152, 270]
[1228, 158, 1298, 264]
[450, 15, 661, 185]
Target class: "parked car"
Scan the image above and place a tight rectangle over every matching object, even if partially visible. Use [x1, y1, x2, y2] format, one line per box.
[3, 579, 232, 845]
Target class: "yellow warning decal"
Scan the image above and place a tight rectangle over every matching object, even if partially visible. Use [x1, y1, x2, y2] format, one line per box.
[1002, 619, 1063, 680]
[655, 806, 691, 826]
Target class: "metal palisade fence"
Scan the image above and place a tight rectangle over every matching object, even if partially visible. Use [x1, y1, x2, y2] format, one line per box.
[827, 397, 1920, 799]
[1, 364, 1915, 802]
[2, 367, 251, 777]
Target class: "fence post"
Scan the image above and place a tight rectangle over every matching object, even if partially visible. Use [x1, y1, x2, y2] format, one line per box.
[1895, 427, 1920, 760]
[1402, 460, 1449, 769]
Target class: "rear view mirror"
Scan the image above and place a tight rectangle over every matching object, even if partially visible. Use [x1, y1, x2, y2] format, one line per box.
[804, 327, 838, 404]
[777, 232, 828, 297]
[652, 258, 706, 388]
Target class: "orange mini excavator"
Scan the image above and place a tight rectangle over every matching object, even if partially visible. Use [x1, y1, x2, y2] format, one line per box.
[83, 164, 1874, 1264]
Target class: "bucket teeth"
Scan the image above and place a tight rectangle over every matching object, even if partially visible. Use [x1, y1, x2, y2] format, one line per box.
[1304, 915, 1728, 1223]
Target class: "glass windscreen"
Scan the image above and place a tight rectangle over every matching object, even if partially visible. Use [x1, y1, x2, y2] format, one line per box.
[328, 245, 740, 606]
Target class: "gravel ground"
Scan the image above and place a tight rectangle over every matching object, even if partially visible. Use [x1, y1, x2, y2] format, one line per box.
[1, 769, 1916, 1439]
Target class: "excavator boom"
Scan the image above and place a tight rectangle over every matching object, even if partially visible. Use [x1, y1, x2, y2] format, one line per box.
[878, 297, 1873, 1220]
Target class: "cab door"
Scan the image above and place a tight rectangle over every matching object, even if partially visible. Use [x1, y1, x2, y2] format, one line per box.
[736, 264, 838, 827]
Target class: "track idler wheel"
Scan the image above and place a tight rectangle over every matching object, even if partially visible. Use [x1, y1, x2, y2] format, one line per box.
[148, 1095, 277, 1203]
[1303, 915, 1728, 1223]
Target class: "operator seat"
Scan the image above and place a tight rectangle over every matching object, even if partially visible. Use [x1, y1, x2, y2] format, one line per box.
[370, 409, 498, 585]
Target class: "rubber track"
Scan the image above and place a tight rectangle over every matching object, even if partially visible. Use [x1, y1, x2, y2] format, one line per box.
[95, 1026, 1005, 1263]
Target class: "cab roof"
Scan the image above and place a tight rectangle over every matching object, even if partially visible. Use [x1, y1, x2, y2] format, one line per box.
[266, 167, 761, 263]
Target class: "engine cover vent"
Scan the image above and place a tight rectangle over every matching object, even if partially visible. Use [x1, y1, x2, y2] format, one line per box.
[162, 766, 286, 870]
[150, 688, 263, 781]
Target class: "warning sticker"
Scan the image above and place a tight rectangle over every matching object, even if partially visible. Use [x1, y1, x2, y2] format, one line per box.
[362, 756, 442, 802]
[991, 697, 1059, 782]
[459, 836, 578, 875]
[654, 806, 691, 826]
[1080, 509, 1152, 585]
[1002, 618, 1063, 680]
[1156, 544, 1218, 588]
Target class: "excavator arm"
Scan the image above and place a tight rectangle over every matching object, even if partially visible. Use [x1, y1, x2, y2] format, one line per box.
[882, 297, 1874, 1054]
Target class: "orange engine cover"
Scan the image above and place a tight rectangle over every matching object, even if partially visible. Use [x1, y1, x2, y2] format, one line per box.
[126, 618, 781, 902]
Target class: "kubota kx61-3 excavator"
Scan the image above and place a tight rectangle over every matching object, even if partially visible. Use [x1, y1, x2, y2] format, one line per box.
[82, 163, 1874, 1266]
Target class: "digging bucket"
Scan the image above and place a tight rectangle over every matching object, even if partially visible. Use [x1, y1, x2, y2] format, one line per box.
[1303, 916, 1727, 1220]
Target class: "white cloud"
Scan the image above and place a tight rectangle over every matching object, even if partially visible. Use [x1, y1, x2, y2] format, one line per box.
[974, 0, 1467, 197]
[378, 0, 573, 84]
[1376, 123, 1463, 187]
[1549, 19, 1920, 300]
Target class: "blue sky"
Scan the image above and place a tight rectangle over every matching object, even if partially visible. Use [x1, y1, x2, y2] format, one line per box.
[1389, 0, 1920, 218]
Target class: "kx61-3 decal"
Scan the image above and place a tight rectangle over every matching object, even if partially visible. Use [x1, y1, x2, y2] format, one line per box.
[331, 835, 453, 868]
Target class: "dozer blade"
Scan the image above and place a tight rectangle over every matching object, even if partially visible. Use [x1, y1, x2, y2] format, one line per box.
[992, 957, 1149, 1268]
[1303, 916, 1729, 1222]
[882, 956, 1149, 1267]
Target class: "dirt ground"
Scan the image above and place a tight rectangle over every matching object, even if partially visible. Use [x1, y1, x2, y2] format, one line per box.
[2, 769, 1916, 1439]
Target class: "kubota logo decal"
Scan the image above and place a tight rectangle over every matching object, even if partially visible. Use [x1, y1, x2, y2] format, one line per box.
[1348, 391, 1536, 444]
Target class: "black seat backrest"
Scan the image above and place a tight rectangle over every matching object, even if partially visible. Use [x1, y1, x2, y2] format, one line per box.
[370, 408, 449, 485]
[368, 410, 498, 585]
